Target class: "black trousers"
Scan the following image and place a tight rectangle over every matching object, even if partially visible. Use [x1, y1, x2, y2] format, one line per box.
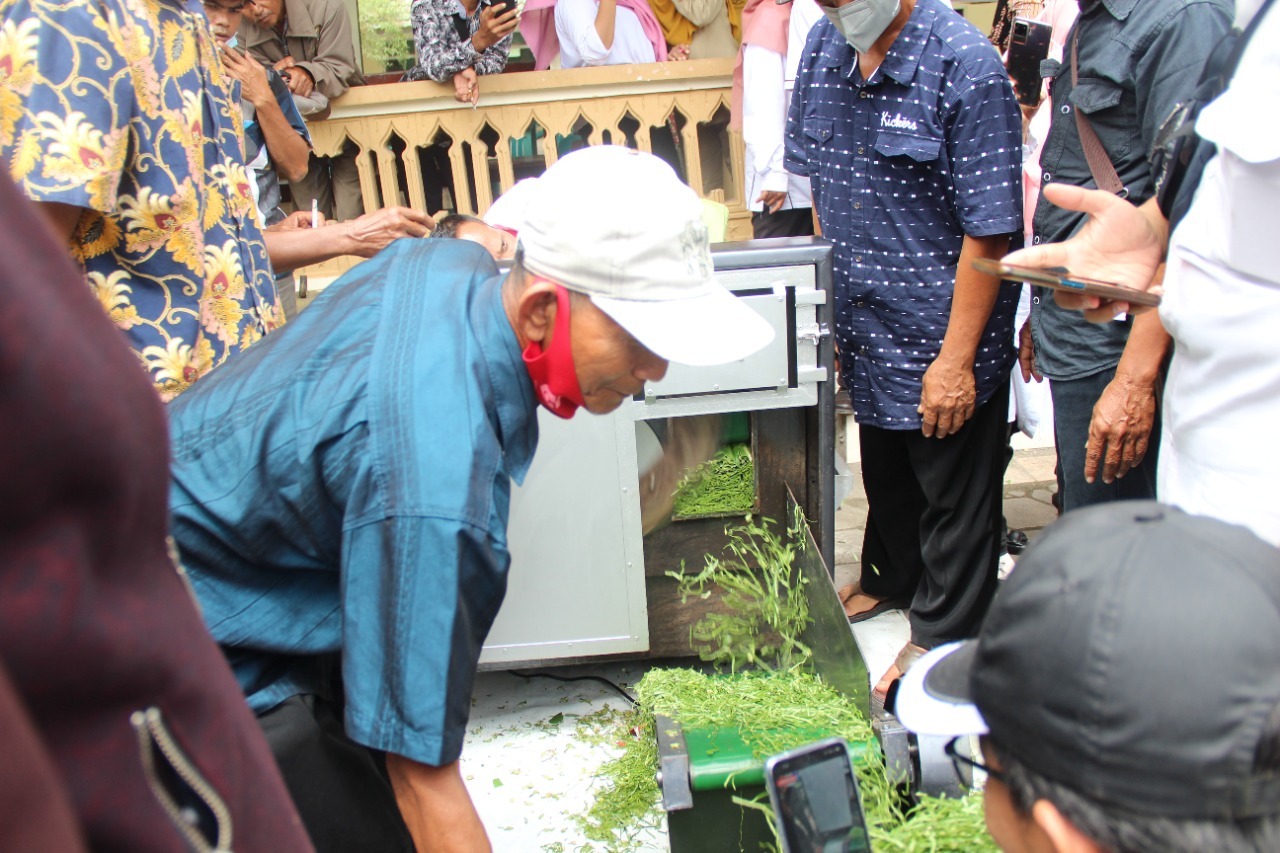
[858, 383, 1009, 648]
[751, 207, 815, 239]
[258, 694, 415, 853]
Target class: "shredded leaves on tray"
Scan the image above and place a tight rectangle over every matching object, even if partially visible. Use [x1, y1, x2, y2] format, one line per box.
[671, 443, 755, 519]
[574, 516, 995, 852]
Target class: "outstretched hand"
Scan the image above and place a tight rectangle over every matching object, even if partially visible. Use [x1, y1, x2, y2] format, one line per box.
[344, 207, 435, 257]
[1002, 184, 1167, 322]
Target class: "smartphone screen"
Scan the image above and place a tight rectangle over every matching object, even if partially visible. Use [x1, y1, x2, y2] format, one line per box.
[766, 739, 871, 853]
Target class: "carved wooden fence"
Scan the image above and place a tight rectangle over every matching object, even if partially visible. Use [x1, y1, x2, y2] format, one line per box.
[299, 58, 746, 281]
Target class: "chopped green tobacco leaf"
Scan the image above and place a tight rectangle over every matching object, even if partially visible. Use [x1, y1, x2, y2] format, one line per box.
[672, 443, 755, 518]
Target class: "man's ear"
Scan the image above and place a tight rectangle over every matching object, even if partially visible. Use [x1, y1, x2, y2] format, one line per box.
[1031, 800, 1106, 853]
[513, 279, 559, 350]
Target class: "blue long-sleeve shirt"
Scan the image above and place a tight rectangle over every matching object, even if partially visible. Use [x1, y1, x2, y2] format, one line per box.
[168, 239, 539, 766]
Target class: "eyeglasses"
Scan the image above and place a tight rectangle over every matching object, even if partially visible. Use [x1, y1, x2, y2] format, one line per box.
[945, 736, 1006, 785]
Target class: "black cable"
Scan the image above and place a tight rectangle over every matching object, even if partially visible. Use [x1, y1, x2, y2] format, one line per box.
[508, 670, 638, 706]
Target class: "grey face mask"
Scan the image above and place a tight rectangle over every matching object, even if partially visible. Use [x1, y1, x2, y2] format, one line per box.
[821, 0, 901, 54]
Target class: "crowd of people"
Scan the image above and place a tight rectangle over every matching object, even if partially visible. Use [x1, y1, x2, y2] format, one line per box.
[0, 0, 1277, 849]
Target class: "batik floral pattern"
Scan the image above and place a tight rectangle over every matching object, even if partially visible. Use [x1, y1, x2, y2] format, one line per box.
[0, 0, 282, 400]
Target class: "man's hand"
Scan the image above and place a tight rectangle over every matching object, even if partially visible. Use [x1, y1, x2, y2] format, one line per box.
[221, 44, 274, 108]
[919, 232, 1008, 438]
[473, 4, 519, 52]
[756, 190, 786, 215]
[918, 355, 976, 439]
[344, 206, 434, 256]
[1085, 374, 1157, 484]
[1018, 318, 1042, 383]
[276, 59, 316, 97]
[452, 67, 478, 104]
[1002, 185, 1168, 322]
[268, 209, 328, 231]
[262, 207, 432, 272]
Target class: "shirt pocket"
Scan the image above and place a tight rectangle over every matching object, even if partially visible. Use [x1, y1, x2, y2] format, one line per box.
[1069, 78, 1133, 159]
[872, 132, 942, 163]
[804, 117, 834, 145]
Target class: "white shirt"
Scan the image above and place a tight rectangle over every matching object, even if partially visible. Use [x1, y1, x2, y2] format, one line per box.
[743, 0, 821, 212]
[1157, 0, 1280, 545]
[555, 0, 656, 68]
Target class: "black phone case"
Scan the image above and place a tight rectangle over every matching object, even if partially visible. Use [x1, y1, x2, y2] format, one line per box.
[1007, 17, 1053, 106]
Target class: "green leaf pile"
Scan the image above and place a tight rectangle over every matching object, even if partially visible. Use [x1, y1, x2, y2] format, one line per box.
[671, 443, 755, 519]
[574, 517, 995, 852]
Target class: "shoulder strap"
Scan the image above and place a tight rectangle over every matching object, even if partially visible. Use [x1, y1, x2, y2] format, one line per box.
[1071, 29, 1126, 196]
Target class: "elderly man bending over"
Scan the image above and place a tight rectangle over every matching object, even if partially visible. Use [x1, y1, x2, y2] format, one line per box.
[166, 146, 773, 852]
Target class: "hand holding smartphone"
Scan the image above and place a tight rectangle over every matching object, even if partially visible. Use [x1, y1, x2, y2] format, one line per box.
[1007, 17, 1052, 106]
[765, 738, 872, 853]
[973, 258, 1162, 307]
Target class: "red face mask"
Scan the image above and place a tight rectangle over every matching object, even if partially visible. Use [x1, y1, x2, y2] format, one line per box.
[522, 284, 585, 419]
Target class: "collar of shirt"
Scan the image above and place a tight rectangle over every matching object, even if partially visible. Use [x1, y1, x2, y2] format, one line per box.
[820, 0, 939, 87]
[1078, 0, 1138, 22]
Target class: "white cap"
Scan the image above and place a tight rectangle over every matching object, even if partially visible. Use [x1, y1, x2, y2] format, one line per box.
[518, 146, 775, 367]
[893, 641, 989, 738]
[484, 177, 539, 233]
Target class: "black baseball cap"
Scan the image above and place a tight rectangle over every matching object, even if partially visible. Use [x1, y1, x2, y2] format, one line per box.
[896, 501, 1280, 820]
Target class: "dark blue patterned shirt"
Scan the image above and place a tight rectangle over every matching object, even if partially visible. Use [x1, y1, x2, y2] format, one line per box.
[785, 0, 1023, 429]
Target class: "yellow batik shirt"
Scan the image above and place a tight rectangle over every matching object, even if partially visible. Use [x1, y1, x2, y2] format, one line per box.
[0, 0, 284, 400]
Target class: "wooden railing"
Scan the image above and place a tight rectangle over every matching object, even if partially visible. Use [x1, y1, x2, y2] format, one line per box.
[299, 58, 746, 281]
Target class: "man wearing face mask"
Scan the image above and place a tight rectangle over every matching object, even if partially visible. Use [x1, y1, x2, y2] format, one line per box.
[785, 0, 1023, 697]
[164, 146, 774, 852]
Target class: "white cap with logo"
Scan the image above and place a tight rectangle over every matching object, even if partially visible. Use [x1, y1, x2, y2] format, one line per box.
[518, 146, 775, 367]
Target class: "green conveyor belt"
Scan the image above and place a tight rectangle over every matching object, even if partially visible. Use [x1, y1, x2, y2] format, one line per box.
[684, 726, 877, 790]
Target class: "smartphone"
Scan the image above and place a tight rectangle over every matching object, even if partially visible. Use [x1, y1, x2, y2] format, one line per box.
[1007, 17, 1052, 106]
[481, 0, 517, 14]
[765, 738, 872, 853]
[972, 258, 1162, 307]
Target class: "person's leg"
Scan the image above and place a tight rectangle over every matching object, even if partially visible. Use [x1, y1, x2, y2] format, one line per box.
[752, 208, 816, 239]
[275, 272, 297, 320]
[290, 154, 334, 222]
[258, 694, 415, 853]
[842, 424, 927, 616]
[1050, 369, 1160, 513]
[332, 141, 366, 223]
[905, 383, 1009, 652]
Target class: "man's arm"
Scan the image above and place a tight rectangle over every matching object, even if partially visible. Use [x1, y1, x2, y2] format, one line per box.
[223, 47, 311, 183]
[295, 0, 362, 99]
[556, 0, 619, 65]
[1084, 301, 1169, 484]
[263, 207, 434, 272]
[386, 754, 490, 852]
[743, 44, 789, 213]
[918, 232, 1010, 438]
[593, 0, 619, 51]
[1003, 186, 1168, 320]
